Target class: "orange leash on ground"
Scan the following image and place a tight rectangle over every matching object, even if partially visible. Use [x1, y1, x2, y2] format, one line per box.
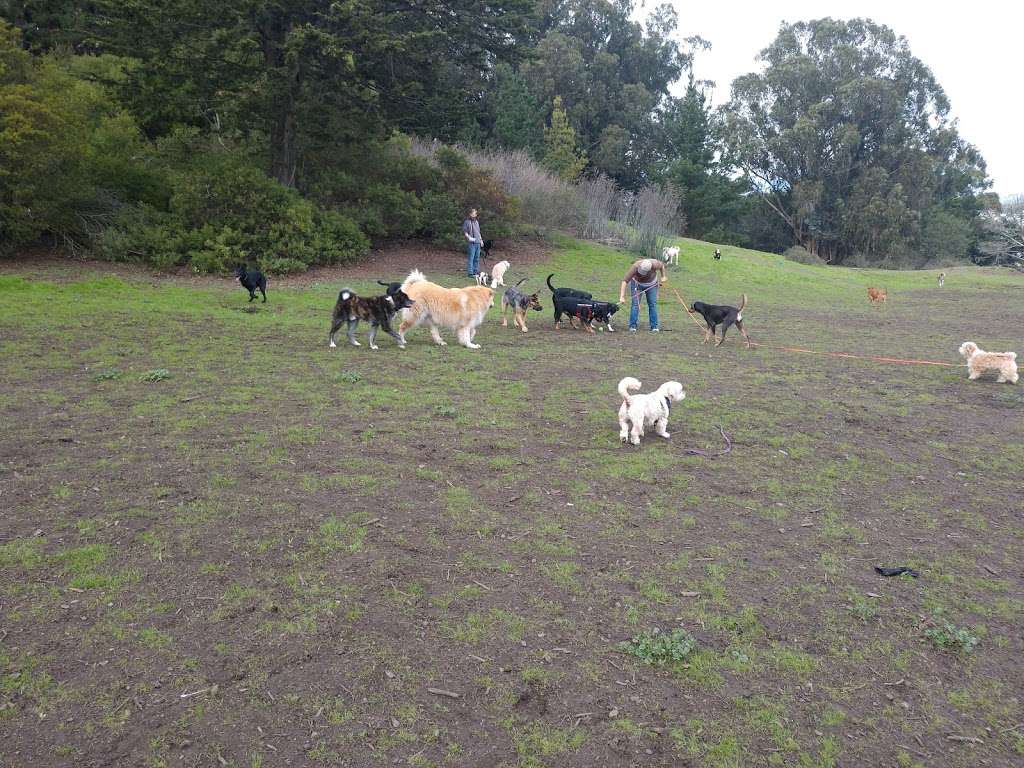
[665, 285, 958, 368]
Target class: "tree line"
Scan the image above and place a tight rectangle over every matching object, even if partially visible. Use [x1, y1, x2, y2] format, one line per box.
[0, 1, 1010, 268]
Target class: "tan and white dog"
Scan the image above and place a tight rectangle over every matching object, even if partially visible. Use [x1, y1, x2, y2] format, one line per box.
[489, 260, 510, 288]
[958, 341, 1018, 384]
[617, 377, 686, 446]
[662, 245, 680, 266]
[398, 269, 494, 349]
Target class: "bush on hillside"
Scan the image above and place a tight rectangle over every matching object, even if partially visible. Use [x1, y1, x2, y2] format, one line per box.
[0, 25, 167, 253]
[99, 154, 368, 273]
[782, 245, 825, 266]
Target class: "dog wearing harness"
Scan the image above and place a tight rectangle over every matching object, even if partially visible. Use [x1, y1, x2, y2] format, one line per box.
[617, 376, 686, 446]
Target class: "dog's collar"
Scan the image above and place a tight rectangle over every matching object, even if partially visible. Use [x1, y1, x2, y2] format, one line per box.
[664, 396, 672, 412]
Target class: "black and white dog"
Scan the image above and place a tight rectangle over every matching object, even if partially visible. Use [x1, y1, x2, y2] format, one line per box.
[235, 265, 267, 303]
[690, 293, 750, 347]
[329, 288, 414, 350]
[555, 296, 619, 333]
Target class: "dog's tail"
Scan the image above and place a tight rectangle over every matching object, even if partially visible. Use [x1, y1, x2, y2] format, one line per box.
[377, 280, 391, 288]
[618, 377, 641, 404]
[402, 269, 426, 290]
[515, 277, 528, 287]
[546, 273, 557, 293]
[338, 288, 354, 302]
[737, 293, 747, 313]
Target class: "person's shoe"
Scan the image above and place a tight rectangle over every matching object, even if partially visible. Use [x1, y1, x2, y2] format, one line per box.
[629, 327, 637, 333]
[650, 328, 660, 333]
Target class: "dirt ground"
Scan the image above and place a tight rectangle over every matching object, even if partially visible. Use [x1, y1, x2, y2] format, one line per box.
[1, 239, 1022, 768]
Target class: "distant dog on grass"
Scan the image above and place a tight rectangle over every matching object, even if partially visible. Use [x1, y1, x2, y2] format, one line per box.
[867, 287, 887, 304]
[482, 239, 494, 260]
[938, 272, 945, 287]
[714, 248, 722, 261]
[617, 377, 686, 446]
[501, 279, 542, 333]
[662, 245, 680, 266]
[329, 288, 413, 349]
[399, 269, 494, 349]
[474, 272, 490, 286]
[235, 265, 267, 303]
[489, 260, 511, 288]
[958, 341, 1018, 384]
[690, 294, 751, 348]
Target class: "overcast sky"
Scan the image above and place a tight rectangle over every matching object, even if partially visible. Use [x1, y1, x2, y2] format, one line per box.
[643, 1, 1022, 197]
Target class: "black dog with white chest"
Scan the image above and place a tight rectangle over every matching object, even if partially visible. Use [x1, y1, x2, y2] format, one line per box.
[690, 293, 750, 347]
[235, 265, 267, 303]
[329, 288, 414, 350]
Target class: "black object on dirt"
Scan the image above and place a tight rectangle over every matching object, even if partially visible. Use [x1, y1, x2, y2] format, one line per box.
[874, 566, 920, 578]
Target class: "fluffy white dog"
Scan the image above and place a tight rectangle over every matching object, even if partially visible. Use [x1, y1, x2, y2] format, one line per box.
[617, 376, 686, 446]
[958, 341, 1018, 384]
[489, 260, 510, 288]
[662, 246, 680, 266]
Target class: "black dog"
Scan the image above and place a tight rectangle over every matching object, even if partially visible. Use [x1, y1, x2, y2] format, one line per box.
[554, 296, 619, 333]
[235, 265, 267, 303]
[329, 288, 414, 350]
[482, 239, 494, 259]
[546, 273, 592, 302]
[690, 293, 750, 347]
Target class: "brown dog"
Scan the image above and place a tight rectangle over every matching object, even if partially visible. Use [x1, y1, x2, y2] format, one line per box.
[867, 287, 887, 305]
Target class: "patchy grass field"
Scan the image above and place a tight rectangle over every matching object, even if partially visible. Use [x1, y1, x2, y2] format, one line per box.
[1, 237, 1022, 768]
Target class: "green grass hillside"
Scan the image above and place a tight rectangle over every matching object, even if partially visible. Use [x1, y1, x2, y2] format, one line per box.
[1, 237, 1022, 768]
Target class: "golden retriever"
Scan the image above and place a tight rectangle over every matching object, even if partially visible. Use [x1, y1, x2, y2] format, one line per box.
[867, 287, 887, 304]
[398, 270, 494, 349]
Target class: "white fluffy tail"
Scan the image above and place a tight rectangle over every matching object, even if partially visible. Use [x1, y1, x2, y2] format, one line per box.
[402, 269, 426, 290]
[618, 377, 641, 403]
[339, 289, 352, 301]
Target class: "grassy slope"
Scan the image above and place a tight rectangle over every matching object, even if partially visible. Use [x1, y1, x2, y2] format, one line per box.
[1, 238, 1022, 768]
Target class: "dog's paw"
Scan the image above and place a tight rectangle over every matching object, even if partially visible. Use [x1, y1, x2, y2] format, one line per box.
[329, 340, 337, 348]
[466, 342, 481, 349]
[370, 344, 379, 350]
[660, 432, 671, 440]
[350, 340, 361, 347]
[436, 340, 448, 346]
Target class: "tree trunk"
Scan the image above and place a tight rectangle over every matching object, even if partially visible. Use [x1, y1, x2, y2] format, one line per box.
[270, 100, 297, 188]
[261, 12, 299, 188]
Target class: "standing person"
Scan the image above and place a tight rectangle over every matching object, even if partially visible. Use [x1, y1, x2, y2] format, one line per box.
[462, 208, 483, 278]
[618, 257, 667, 332]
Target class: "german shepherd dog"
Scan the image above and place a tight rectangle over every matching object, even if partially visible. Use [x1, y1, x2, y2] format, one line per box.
[690, 294, 750, 347]
[235, 265, 267, 303]
[501, 279, 543, 333]
[329, 288, 414, 350]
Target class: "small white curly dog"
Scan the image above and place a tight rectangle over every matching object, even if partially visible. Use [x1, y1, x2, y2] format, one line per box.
[958, 341, 1018, 384]
[618, 377, 686, 445]
[489, 260, 510, 288]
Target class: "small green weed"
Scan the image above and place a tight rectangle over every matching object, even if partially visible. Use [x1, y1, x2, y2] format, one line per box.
[619, 628, 697, 666]
[924, 619, 979, 654]
[138, 369, 171, 382]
